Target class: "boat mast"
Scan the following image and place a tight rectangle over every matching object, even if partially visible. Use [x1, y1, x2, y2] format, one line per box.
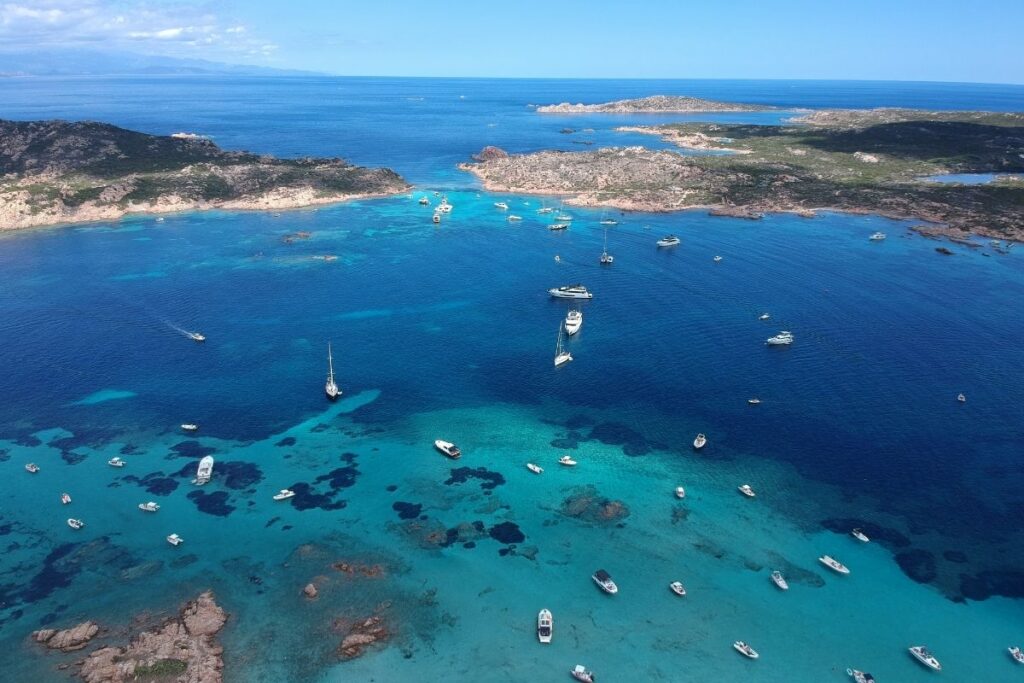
[327, 343, 335, 383]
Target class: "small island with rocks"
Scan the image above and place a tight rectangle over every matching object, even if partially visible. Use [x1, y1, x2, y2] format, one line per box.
[536, 95, 774, 114]
[0, 119, 410, 230]
[463, 107, 1024, 242]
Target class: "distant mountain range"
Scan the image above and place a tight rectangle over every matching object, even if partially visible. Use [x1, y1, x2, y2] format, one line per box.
[0, 49, 320, 77]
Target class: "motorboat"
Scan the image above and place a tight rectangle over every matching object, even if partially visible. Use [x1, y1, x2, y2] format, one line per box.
[714, 255, 723, 262]
[733, 641, 759, 659]
[181, 423, 199, 432]
[108, 457, 126, 468]
[187, 332, 206, 342]
[759, 313, 770, 320]
[559, 455, 577, 466]
[527, 463, 544, 474]
[418, 196, 430, 205]
[908, 646, 941, 671]
[738, 484, 756, 498]
[869, 232, 887, 241]
[957, 393, 966, 403]
[819, 555, 850, 574]
[537, 609, 553, 644]
[434, 440, 461, 459]
[507, 214, 522, 221]
[592, 569, 618, 595]
[194, 455, 214, 485]
[25, 463, 39, 473]
[494, 202, 509, 210]
[436, 198, 452, 213]
[273, 489, 296, 501]
[138, 501, 160, 512]
[564, 308, 583, 336]
[555, 213, 573, 222]
[674, 486, 686, 499]
[766, 331, 794, 346]
[537, 206, 554, 214]
[554, 324, 573, 368]
[61, 492, 72, 505]
[851, 528, 870, 543]
[847, 669, 877, 683]
[693, 433, 707, 449]
[167, 533, 184, 546]
[657, 235, 681, 247]
[570, 665, 595, 683]
[770, 570, 789, 590]
[432, 212, 440, 224]
[325, 342, 341, 401]
[67, 518, 84, 530]
[600, 218, 618, 226]
[548, 223, 569, 231]
[1009, 647, 1024, 664]
[548, 284, 592, 299]
[669, 581, 687, 596]
[747, 398, 761, 405]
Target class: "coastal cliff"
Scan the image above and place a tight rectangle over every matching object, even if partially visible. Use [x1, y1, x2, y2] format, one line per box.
[536, 95, 773, 114]
[463, 111, 1024, 241]
[0, 119, 410, 230]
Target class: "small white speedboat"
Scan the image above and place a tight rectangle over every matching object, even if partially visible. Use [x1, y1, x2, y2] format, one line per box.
[674, 486, 686, 499]
[418, 196, 430, 205]
[600, 218, 618, 226]
[494, 202, 509, 210]
[166, 533, 184, 546]
[847, 669, 877, 683]
[570, 665, 595, 683]
[957, 393, 966, 403]
[138, 501, 160, 512]
[181, 423, 198, 432]
[537, 608, 553, 644]
[738, 484, 756, 498]
[564, 308, 583, 336]
[507, 214, 522, 222]
[527, 463, 543, 474]
[187, 332, 206, 342]
[434, 440, 461, 459]
[747, 398, 761, 405]
[548, 222, 570, 231]
[1009, 646, 1024, 664]
[693, 433, 707, 449]
[656, 235, 681, 247]
[432, 212, 440, 224]
[819, 555, 850, 574]
[273, 489, 296, 501]
[869, 232, 887, 241]
[759, 313, 770, 320]
[733, 641, 759, 659]
[559, 455, 577, 466]
[61, 492, 72, 505]
[67, 518, 84, 530]
[669, 581, 687, 596]
[537, 207, 554, 214]
[714, 255, 723, 262]
[108, 457, 126, 468]
[908, 646, 941, 671]
[851, 528, 870, 543]
[592, 569, 618, 595]
[771, 570, 789, 591]
[25, 463, 39, 473]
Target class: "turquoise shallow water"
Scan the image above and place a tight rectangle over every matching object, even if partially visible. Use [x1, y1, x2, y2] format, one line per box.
[1, 78, 1024, 682]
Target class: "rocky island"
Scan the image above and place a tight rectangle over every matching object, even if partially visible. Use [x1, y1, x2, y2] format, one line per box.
[536, 95, 774, 114]
[463, 108, 1024, 241]
[0, 119, 409, 230]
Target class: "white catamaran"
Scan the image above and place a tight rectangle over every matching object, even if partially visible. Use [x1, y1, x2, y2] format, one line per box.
[325, 342, 341, 401]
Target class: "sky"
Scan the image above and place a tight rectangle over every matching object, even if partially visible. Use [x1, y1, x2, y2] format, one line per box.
[1, 0, 1022, 83]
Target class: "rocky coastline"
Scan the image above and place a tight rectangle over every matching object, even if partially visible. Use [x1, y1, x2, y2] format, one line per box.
[536, 95, 773, 114]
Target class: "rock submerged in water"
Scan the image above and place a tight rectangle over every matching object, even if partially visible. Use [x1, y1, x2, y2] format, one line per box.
[559, 485, 630, 524]
[303, 583, 319, 599]
[337, 616, 389, 660]
[32, 620, 100, 651]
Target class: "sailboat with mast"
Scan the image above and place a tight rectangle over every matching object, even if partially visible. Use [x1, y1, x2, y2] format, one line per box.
[325, 342, 341, 401]
[554, 324, 573, 367]
[600, 227, 614, 264]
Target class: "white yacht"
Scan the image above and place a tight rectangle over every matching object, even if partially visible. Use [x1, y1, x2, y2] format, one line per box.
[548, 284, 592, 299]
[537, 206, 554, 214]
[564, 308, 583, 336]
[108, 457, 126, 468]
[766, 331, 794, 346]
[187, 332, 206, 342]
[592, 569, 618, 595]
[770, 570, 789, 590]
[714, 255, 723, 262]
[600, 228, 613, 264]
[675, 486, 686, 499]
[527, 463, 543, 474]
[657, 235, 681, 247]
[494, 202, 509, 210]
[548, 222, 569, 231]
[61, 492, 72, 505]
[669, 581, 687, 597]
[957, 393, 966, 403]
[555, 213, 573, 222]
[181, 423, 199, 432]
[908, 646, 941, 671]
[418, 196, 430, 205]
[747, 398, 761, 405]
[138, 501, 160, 512]
[507, 214, 522, 222]
[536, 609, 553, 643]
[432, 212, 441, 224]
[570, 665, 595, 683]
[851, 528, 870, 543]
[554, 325, 573, 368]
[869, 232, 887, 241]
[738, 484, 756, 498]
[819, 555, 850, 574]
[434, 440, 461, 459]
[600, 218, 618, 226]
[1009, 646, 1024, 664]
[559, 455, 577, 466]
[759, 313, 771, 320]
[67, 518, 84, 530]
[167, 533, 184, 546]
[693, 433, 707, 450]
[325, 342, 341, 401]
[436, 200, 452, 213]
[733, 641, 759, 659]
[847, 669, 876, 683]
[194, 455, 214, 485]
[25, 463, 39, 473]
[273, 489, 296, 501]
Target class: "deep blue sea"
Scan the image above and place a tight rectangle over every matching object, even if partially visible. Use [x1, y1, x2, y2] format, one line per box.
[1, 77, 1023, 683]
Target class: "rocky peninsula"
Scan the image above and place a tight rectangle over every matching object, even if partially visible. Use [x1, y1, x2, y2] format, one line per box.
[0, 119, 409, 230]
[463, 109, 1024, 241]
[536, 95, 773, 114]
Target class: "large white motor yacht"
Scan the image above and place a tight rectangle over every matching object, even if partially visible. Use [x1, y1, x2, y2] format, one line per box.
[766, 331, 794, 345]
[434, 440, 461, 459]
[536, 609, 553, 643]
[181, 423, 199, 432]
[869, 232, 887, 241]
[194, 455, 214, 485]
[564, 308, 583, 336]
[138, 501, 160, 512]
[273, 489, 296, 501]
[656, 235, 681, 247]
[167, 533, 184, 546]
[548, 284, 592, 299]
